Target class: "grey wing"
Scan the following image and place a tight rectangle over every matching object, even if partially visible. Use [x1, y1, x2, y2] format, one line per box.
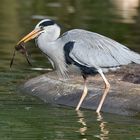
[62, 29, 140, 69]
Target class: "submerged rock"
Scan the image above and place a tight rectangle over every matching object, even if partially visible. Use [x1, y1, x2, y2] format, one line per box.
[21, 64, 140, 116]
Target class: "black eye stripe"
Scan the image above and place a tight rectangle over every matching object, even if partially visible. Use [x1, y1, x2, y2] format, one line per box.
[39, 20, 55, 27]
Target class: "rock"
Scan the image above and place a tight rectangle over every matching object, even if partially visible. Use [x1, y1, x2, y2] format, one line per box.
[116, 64, 140, 84]
[21, 65, 140, 116]
[122, 73, 140, 84]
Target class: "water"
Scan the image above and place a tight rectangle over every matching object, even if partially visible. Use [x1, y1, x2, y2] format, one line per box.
[0, 0, 140, 139]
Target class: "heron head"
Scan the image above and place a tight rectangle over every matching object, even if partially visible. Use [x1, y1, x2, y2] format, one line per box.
[16, 19, 60, 45]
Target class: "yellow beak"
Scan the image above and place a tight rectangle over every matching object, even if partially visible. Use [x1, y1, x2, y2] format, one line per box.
[17, 28, 42, 45]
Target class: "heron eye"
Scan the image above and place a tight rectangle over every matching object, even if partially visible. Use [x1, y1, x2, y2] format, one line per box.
[40, 26, 44, 30]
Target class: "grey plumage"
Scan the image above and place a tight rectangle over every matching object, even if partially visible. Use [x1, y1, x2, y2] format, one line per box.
[60, 29, 140, 73]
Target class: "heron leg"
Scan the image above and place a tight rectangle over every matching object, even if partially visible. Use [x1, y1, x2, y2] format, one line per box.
[76, 76, 88, 111]
[96, 69, 110, 113]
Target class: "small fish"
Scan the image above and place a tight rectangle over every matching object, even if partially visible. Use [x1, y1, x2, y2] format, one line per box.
[10, 42, 32, 68]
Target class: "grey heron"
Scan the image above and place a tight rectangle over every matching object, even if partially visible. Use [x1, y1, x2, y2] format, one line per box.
[16, 19, 140, 113]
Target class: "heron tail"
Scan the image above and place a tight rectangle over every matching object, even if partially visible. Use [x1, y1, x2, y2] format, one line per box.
[128, 50, 140, 64]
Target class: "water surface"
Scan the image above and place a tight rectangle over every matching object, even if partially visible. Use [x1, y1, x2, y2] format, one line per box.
[0, 0, 140, 139]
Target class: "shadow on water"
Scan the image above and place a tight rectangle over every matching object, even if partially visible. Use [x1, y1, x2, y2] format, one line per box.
[0, 0, 140, 139]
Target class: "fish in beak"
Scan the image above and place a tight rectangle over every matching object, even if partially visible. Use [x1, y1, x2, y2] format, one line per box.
[10, 28, 42, 68]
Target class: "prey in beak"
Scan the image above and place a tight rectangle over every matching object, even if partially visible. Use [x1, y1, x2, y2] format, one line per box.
[10, 28, 42, 68]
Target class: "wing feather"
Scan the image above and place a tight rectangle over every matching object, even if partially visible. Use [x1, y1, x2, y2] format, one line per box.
[61, 29, 140, 68]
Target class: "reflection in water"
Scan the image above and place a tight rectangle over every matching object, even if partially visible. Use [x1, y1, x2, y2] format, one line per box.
[111, 0, 139, 23]
[76, 110, 87, 140]
[95, 113, 109, 140]
[76, 111, 109, 140]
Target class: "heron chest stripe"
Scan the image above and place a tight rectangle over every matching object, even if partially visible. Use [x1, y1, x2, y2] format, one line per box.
[63, 41, 75, 65]
[63, 41, 98, 76]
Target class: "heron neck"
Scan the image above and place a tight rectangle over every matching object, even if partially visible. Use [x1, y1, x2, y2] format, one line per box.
[36, 31, 61, 57]
[36, 25, 61, 55]
[36, 35, 68, 78]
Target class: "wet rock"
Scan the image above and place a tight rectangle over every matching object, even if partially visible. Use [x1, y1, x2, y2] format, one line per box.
[122, 73, 140, 84]
[21, 64, 140, 116]
[115, 64, 140, 84]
